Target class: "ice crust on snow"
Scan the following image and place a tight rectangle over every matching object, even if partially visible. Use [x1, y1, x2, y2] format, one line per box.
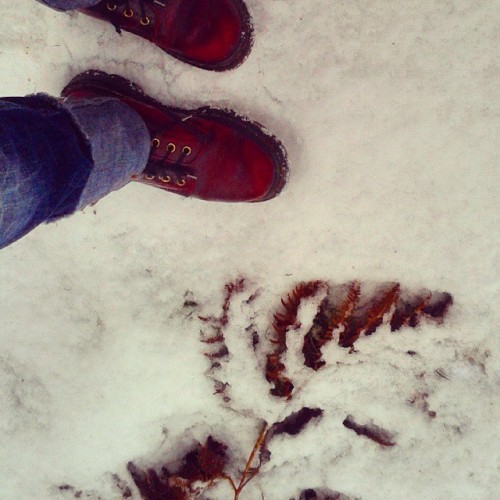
[0, 0, 498, 499]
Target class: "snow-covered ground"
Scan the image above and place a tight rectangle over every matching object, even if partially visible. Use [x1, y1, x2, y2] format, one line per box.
[0, 0, 498, 499]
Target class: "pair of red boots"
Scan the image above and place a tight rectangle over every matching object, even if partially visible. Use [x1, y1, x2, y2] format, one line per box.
[62, 0, 287, 202]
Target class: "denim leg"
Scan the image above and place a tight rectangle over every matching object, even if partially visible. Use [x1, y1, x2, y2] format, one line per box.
[0, 96, 93, 249]
[35, 0, 101, 11]
[0, 95, 150, 250]
[63, 97, 150, 209]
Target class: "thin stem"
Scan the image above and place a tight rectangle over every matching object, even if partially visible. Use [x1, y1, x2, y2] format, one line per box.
[234, 423, 269, 499]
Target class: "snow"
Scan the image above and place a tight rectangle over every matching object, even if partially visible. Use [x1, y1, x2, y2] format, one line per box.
[0, 0, 498, 499]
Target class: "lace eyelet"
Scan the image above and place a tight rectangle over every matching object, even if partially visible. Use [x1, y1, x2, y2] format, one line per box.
[160, 175, 171, 183]
[106, 3, 117, 11]
[123, 9, 134, 18]
[151, 138, 160, 148]
[140, 16, 151, 26]
[182, 146, 192, 156]
[176, 178, 186, 187]
[144, 174, 155, 180]
[167, 143, 176, 153]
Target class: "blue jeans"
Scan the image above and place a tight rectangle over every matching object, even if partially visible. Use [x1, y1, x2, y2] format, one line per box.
[0, 0, 152, 249]
[0, 93, 150, 249]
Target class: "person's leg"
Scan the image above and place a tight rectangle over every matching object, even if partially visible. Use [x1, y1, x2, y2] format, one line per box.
[0, 94, 149, 249]
[36, 0, 101, 12]
[1, 69, 287, 250]
[64, 96, 150, 209]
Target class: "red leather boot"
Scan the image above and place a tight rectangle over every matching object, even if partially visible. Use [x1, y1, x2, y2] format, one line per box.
[62, 70, 288, 202]
[80, 0, 253, 71]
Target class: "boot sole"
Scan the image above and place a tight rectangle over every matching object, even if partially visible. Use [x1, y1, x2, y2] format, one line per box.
[61, 70, 288, 202]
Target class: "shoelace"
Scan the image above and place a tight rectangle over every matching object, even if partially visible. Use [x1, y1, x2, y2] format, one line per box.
[142, 138, 197, 187]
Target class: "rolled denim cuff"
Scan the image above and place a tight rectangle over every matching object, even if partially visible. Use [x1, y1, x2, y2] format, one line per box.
[36, 0, 101, 12]
[63, 97, 150, 210]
